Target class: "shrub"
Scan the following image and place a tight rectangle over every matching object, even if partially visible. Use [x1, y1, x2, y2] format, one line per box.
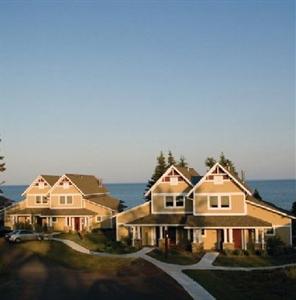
[266, 236, 286, 256]
[232, 249, 244, 256]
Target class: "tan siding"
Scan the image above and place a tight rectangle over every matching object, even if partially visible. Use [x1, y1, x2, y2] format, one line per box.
[26, 195, 50, 208]
[152, 195, 192, 213]
[194, 194, 245, 215]
[52, 217, 66, 231]
[50, 185, 81, 194]
[153, 181, 191, 193]
[26, 186, 52, 195]
[247, 203, 291, 226]
[50, 195, 83, 208]
[195, 180, 242, 193]
[203, 230, 217, 250]
[85, 201, 113, 229]
[117, 202, 150, 224]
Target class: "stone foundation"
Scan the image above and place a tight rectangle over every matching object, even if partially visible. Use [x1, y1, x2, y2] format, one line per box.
[223, 242, 235, 250]
[191, 242, 203, 254]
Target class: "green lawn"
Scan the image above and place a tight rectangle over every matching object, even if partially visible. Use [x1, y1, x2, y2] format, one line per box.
[19, 240, 133, 272]
[148, 248, 203, 265]
[214, 253, 296, 267]
[58, 231, 136, 254]
[184, 268, 296, 300]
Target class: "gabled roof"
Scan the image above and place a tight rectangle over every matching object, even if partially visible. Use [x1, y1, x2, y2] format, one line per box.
[85, 194, 120, 211]
[187, 162, 252, 197]
[145, 165, 199, 197]
[246, 195, 296, 219]
[51, 174, 108, 196]
[22, 175, 60, 196]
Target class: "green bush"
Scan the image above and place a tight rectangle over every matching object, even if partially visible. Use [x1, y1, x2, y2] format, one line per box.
[266, 236, 286, 256]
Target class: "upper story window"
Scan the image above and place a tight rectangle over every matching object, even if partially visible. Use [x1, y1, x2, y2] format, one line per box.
[209, 195, 230, 209]
[165, 195, 185, 208]
[60, 195, 73, 205]
[35, 195, 48, 204]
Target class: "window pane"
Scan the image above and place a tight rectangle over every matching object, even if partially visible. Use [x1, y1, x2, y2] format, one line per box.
[165, 196, 174, 207]
[60, 196, 65, 204]
[209, 196, 218, 208]
[176, 196, 184, 207]
[221, 196, 230, 208]
[67, 196, 72, 204]
[36, 196, 41, 203]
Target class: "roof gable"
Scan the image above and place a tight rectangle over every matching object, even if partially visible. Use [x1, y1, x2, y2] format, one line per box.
[22, 175, 60, 196]
[187, 162, 252, 197]
[145, 165, 198, 197]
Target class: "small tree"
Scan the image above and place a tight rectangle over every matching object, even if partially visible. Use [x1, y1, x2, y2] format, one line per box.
[167, 150, 176, 167]
[205, 157, 216, 169]
[0, 138, 5, 194]
[118, 199, 127, 212]
[253, 189, 262, 200]
[178, 155, 188, 168]
[145, 151, 167, 200]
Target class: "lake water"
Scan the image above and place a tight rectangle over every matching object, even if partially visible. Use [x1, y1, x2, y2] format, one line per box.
[1, 180, 296, 211]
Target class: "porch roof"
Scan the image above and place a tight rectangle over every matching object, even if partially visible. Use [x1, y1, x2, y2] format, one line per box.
[8, 208, 96, 216]
[186, 215, 272, 228]
[126, 214, 188, 226]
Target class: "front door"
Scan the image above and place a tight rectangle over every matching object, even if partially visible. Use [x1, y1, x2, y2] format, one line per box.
[233, 229, 242, 249]
[167, 227, 176, 245]
[74, 217, 80, 231]
[217, 229, 224, 250]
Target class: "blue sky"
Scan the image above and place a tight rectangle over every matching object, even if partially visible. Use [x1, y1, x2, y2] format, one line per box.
[0, 0, 295, 184]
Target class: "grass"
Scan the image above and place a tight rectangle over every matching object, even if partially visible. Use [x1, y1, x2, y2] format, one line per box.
[148, 248, 204, 265]
[214, 253, 296, 267]
[19, 240, 133, 272]
[58, 231, 136, 254]
[183, 267, 296, 300]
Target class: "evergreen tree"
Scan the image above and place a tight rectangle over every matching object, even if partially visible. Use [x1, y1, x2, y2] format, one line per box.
[291, 202, 296, 216]
[178, 155, 188, 168]
[253, 188, 262, 200]
[205, 152, 239, 177]
[118, 199, 127, 212]
[205, 157, 216, 169]
[145, 151, 167, 201]
[167, 150, 176, 167]
[0, 138, 5, 194]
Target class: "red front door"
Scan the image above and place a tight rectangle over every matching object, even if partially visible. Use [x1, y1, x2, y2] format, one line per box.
[233, 229, 242, 249]
[74, 217, 80, 231]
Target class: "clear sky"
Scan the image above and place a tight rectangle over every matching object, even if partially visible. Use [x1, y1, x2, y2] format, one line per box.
[0, 0, 295, 184]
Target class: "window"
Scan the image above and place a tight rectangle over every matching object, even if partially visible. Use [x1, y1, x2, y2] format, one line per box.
[59, 196, 72, 205]
[209, 196, 218, 208]
[221, 196, 230, 208]
[60, 196, 66, 204]
[201, 229, 206, 236]
[96, 216, 102, 223]
[165, 196, 174, 207]
[208, 195, 231, 209]
[265, 228, 275, 235]
[35, 196, 42, 204]
[52, 217, 57, 223]
[176, 196, 184, 207]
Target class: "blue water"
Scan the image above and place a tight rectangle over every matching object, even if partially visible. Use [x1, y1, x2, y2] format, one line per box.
[1, 180, 295, 211]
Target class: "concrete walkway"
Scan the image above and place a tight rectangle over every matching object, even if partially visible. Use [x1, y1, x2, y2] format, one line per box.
[51, 237, 296, 299]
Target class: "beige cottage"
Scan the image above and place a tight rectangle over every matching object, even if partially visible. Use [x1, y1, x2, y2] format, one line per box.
[117, 163, 295, 251]
[5, 174, 119, 231]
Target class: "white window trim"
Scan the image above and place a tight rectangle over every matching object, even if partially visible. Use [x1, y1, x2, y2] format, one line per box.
[52, 217, 57, 223]
[207, 195, 231, 210]
[164, 195, 185, 208]
[265, 226, 276, 236]
[35, 195, 48, 205]
[96, 216, 102, 223]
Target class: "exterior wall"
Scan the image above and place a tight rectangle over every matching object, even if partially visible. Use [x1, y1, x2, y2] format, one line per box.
[26, 185, 52, 195]
[152, 195, 193, 214]
[50, 194, 83, 208]
[247, 203, 291, 226]
[274, 226, 291, 245]
[26, 195, 50, 207]
[117, 202, 151, 241]
[85, 200, 113, 228]
[142, 227, 154, 245]
[195, 180, 242, 194]
[52, 217, 66, 231]
[203, 229, 217, 250]
[194, 194, 245, 215]
[153, 181, 191, 194]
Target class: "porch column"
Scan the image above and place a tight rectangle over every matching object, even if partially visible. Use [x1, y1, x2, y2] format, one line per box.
[159, 226, 163, 239]
[262, 230, 265, 249]
[49, 217, 53, 227]
[176, 228, 179, 244]
[132, 226, 136, 247]
[229, 229, 233, 243]
[187, 229, 191, 241]
[255, 228, 259, 243]
[193, 229, 197, 243]
[71, 218, 75, 231]
[137, 226, 141, 239]
[224, 229, 228, 243]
